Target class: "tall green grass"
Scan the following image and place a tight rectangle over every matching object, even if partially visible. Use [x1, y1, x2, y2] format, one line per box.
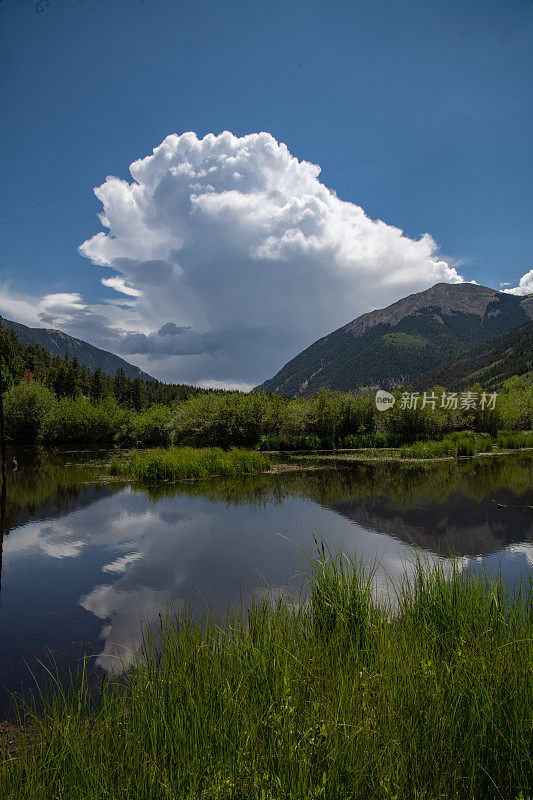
[109, 446, 271, 481]
[2, 554, 531, 799]
[340, 432, 403, 449]
[400, 432, 495, 459]
[497, 430, 533, 450]
[258, 433, 325, 451]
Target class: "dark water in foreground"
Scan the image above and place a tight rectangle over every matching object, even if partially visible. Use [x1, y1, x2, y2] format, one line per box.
[0, 448, 532, 717]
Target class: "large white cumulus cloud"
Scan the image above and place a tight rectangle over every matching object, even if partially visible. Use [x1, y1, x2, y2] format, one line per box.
[78, 131, 462, 385]
[2, 132, 465, 386]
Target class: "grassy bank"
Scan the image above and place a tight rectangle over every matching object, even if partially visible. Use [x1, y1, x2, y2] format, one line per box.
[109, 446, 271, 481]
[2, 556, 531, 799]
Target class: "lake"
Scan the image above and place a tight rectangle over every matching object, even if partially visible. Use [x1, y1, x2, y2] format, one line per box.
[1, 447, 532, 718]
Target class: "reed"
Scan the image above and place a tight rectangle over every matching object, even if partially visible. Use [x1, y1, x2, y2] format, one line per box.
[1, 552, 531, 799]
[258, 433, 324, 451]
[109, 446, 271, 481]
[497, 430, 533, 450]
[400, 433, 495, 459]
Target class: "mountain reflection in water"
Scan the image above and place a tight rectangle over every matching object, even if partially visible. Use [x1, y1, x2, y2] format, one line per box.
[0, 448, 531, 716]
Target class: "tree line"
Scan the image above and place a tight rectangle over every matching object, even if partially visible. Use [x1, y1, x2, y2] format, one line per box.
[1, 318, 531, 447]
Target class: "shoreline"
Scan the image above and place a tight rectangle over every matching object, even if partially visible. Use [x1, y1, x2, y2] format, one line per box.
[89, 446, 533, 485]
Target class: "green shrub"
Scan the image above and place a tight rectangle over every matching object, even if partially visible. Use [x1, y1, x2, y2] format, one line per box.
[170, 393, 272, 447]
[169, 390, 378, 449]
[377, 389, 448, 442]
[497, 376, 533, 431]
[45, 396, 133, 443]
[122, 404, 174, 446]
[3, 379, 531, 447]
[4, 380, 55, 442]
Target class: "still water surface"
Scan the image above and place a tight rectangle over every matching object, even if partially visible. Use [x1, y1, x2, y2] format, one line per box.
[1, 448, 532, 717]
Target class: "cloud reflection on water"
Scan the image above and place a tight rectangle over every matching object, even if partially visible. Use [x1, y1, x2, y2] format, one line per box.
[4, 472, 533, 675]
[3, 489, 465, 673]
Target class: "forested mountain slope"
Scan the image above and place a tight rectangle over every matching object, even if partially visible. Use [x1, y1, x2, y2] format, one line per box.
[417, 319, 533, 390]
[2, 318, 154, 381]
[256, 283, 533, 396]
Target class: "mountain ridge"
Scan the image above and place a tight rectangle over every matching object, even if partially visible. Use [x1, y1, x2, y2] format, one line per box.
[256, 283, 533, 396]
[1, 318, 155, 382]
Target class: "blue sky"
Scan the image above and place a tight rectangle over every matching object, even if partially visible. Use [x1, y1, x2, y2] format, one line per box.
[1, 0, 532, 386]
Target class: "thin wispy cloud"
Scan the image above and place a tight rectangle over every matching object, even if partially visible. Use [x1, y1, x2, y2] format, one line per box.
[101, 277, 142, 297]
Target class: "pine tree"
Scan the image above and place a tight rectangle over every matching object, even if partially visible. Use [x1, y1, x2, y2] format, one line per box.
[90, 367, 106, 403]
[113, 368, 129, 405]
[131, 377, 145, 412]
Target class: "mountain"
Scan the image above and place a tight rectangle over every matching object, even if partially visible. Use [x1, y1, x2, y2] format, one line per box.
[256, 283, 533, 397]
[417, 319, 533, 391]
[1, 318, 154, 382]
